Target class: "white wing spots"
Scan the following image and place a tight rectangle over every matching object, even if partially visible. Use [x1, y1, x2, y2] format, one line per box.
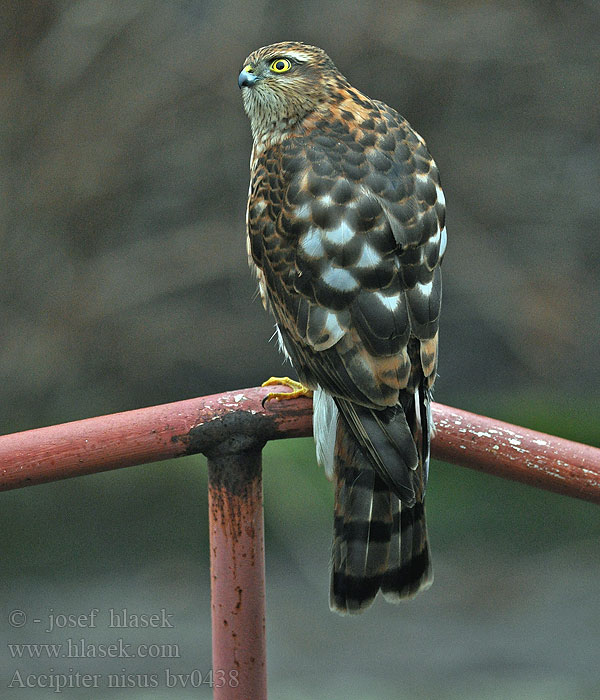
[374, 291, 401, 311]
[323, 219, 354, 246]
[439, 226, 448, 257]
[295, 202, 311, 219]
[354, 242, 381, 269]
[428, 226, 440, 246]
[436, 184, 446, 207]
[322, 311, 346, 347]
[416, 280, 433, 296]
[322, 265, 359, 292]
[299, 227, 325, 258]
[253, 199, 267, 215]
[310, 311, 346, 351]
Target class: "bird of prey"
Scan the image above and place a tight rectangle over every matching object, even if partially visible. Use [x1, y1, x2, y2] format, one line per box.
[239, 42, 446, 614]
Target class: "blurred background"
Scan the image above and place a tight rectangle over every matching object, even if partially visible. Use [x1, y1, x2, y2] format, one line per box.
[1, 1, 599, 698]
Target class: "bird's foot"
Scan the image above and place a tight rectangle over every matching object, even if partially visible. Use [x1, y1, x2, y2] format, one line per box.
[261, 377, 313, 407]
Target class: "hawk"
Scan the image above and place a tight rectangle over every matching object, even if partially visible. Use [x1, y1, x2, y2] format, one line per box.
[239, 42, 446, 614]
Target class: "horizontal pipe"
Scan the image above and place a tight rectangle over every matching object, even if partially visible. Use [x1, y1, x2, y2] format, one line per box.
[0, 387, 598, 503]
[0, 386, 311, 491]
[431, 403, 600, 503]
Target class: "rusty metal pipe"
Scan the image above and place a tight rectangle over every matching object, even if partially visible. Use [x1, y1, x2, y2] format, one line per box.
[431, 403, 600, 503]
[0, 389, 598, 503]
[0, 386, 311, 491]
[207, 447, 267, 700]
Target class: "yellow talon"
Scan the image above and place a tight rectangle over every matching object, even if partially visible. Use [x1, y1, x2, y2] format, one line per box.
[261, 376, 313, 406]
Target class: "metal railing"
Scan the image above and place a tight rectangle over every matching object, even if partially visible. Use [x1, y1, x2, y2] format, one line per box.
[1, 384, 599, 699]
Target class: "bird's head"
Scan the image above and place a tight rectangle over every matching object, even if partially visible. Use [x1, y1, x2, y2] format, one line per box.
[239, 41, 347, 145]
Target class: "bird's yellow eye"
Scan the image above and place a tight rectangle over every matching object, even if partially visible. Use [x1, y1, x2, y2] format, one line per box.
[243, 65, 254, 73]
[270, 58, 292, 73]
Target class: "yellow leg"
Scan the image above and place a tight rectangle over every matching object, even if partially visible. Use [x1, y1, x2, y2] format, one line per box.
[261, 376, 313, 406]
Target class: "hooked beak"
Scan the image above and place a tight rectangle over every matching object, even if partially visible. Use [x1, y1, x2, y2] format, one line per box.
[238, 69, 259, 89]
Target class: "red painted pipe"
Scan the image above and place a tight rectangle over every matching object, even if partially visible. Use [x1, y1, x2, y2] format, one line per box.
[208, 449, 267, 699]
[0, 388, 598, 503]
[0, 386, 311, 491]
[0, 388, 598, 700]
[431, 404, 600, 503]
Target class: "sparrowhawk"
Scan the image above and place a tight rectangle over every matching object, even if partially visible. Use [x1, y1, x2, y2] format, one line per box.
[239, 42, 446, 614]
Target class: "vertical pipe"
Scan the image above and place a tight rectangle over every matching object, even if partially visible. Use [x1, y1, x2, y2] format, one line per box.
[207, 447, 267, 700]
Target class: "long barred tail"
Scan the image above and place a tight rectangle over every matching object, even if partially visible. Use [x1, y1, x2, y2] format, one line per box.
[328, 396, 433, 614]
[381, 500, 432, 602]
